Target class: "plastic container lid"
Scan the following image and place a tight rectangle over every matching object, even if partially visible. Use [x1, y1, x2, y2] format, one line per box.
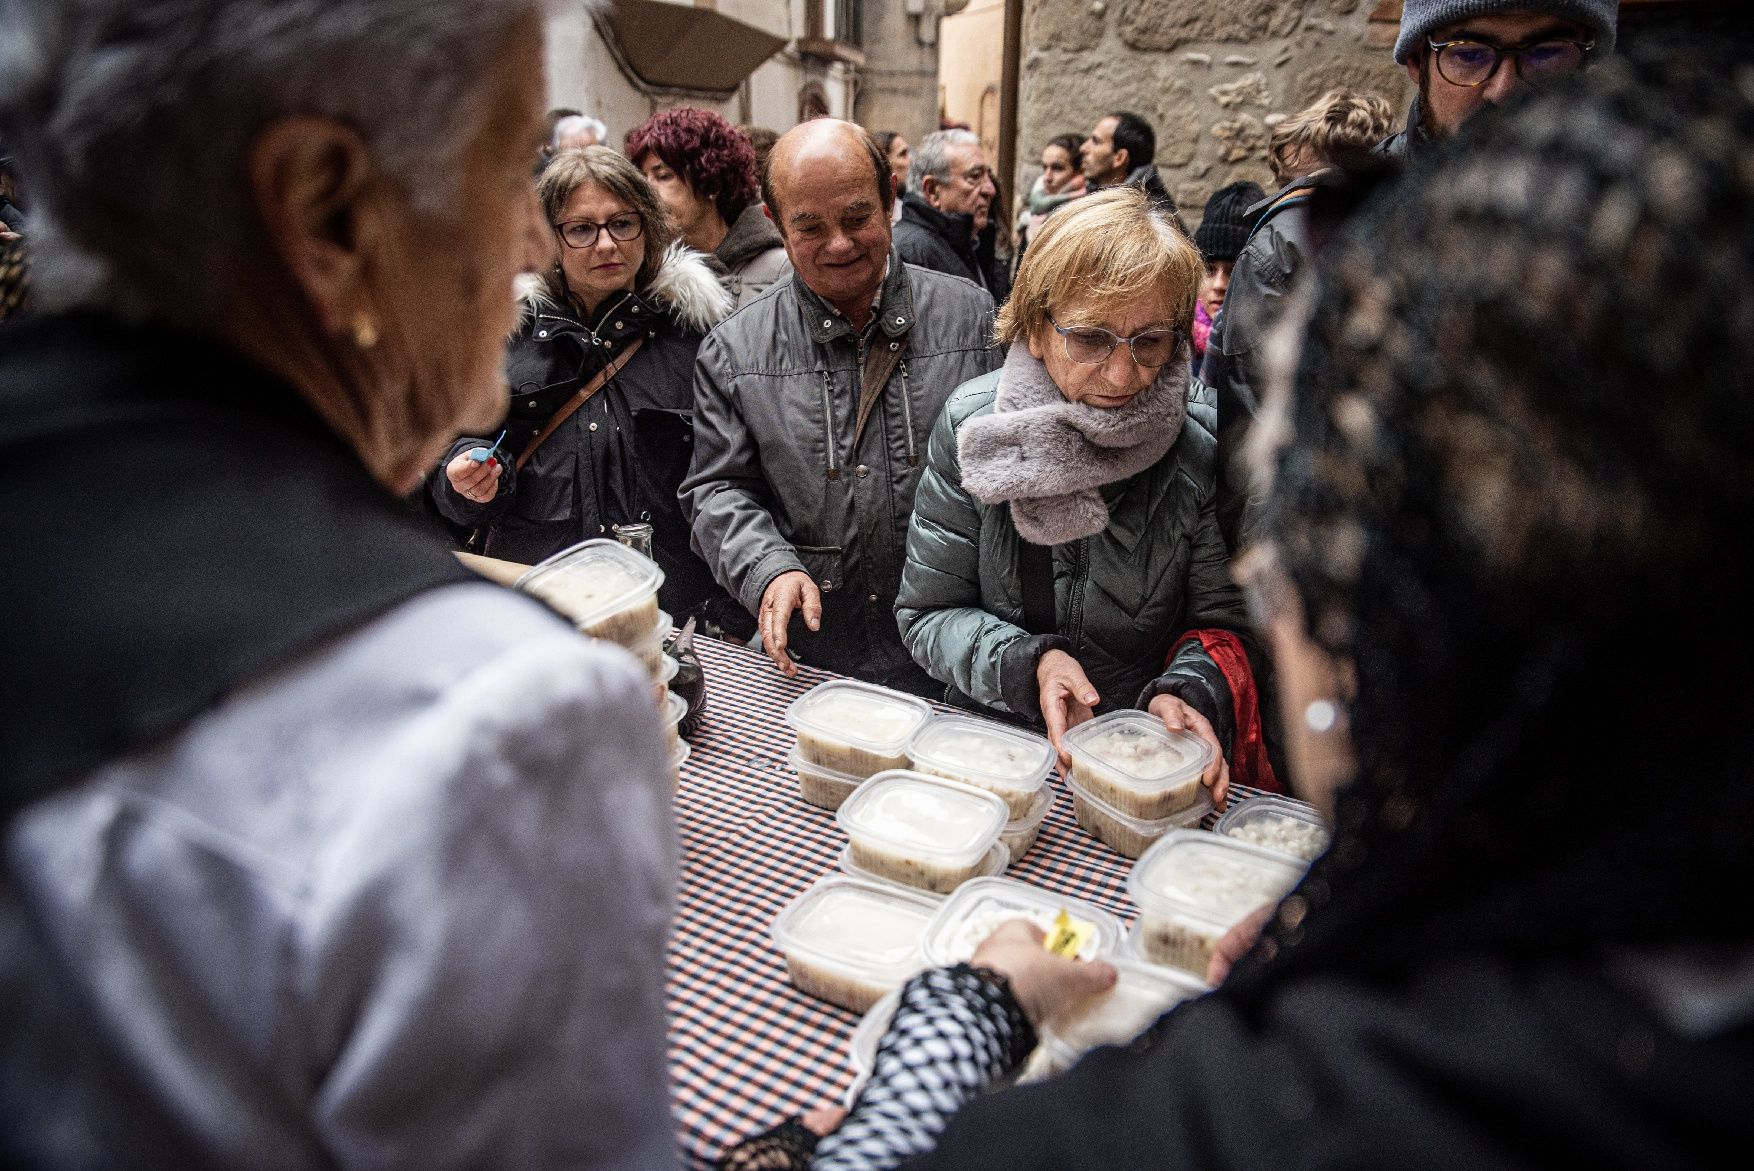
[789, 748, 863, 808]
[919, 876, 1124, 967]
[906, 715, 1054, 803]
[654, 652, 680, 687]
[769, 875, 938, 985]
[1213, 794, 1330, 861]
[670, 740, 691, 771]
[843, 985, 901, 1108]
[1064, 710, 1213, 796]
[837, 770, 1010, 870]
[838, 840, 1009, 892]
[1127, 829, 1304, 928]
[1066, 773, 1213, 836]
[1037, 957, 1208, 1069]
[787, 680, 933, 758]
[659, 689, 686, 730]
[513, 538, 665, 633]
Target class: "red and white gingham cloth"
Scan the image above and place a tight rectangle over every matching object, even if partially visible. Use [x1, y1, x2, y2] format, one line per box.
[667, 637, 1260, 1169]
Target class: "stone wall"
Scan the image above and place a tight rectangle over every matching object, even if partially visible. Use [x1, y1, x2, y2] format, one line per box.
[1018, 0, 1410, 228]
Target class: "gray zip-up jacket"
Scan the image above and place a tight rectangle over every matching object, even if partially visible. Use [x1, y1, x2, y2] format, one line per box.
[682, 253, 1000, 690]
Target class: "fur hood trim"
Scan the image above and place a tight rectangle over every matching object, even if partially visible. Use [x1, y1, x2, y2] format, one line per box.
[514, 240, 733, 334]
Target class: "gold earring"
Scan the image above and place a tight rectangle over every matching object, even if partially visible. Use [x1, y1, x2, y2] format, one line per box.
[352, 311, 379, 350]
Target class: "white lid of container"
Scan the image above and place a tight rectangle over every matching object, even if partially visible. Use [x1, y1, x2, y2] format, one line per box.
[837, 770, 1010, 868]
[906, 715, 1055, 799]
[1065, 772, 1213, 835]
[1038, 957, 1208, 1064]
[659, 689, 687, 730]
[654, 653, 680, 689]
[788, 746, 863, 786]
[843, 986, 901, 1108]
[1213, 794, 1329, 859]
[786, 680, 933, 756]
[1007, 783, 1053, 832]
[1127, 829, 1304, 928]
[919, 876, 1124, 967]
[670, 740, 691, 771]
[513, 538, 665, 628]
[1062, 710, 1214, 796]
[769, 876, 938, 981]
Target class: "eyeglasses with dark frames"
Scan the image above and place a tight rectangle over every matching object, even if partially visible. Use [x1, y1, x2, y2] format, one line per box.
[553, 212, 644, 250]
[1426, 36, 1593, 88]
[1046, 314, 1183, 368]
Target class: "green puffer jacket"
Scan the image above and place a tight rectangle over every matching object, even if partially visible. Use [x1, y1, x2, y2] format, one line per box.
[895, 368, 1248, 740]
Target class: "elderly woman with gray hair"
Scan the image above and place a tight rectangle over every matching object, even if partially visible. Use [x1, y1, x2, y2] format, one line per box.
[0, 1, 678, 1166]
[897, 186, 1266, 807]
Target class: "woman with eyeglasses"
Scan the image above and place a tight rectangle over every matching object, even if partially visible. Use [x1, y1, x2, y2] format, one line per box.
[896, 186, 1259, 804]
[433, 144, 749, 636]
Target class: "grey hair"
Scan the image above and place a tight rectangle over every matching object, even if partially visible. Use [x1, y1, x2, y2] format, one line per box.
[0, 0, 549, 316]
[551, 114, 607, 147]
[906, 128, 980, 198]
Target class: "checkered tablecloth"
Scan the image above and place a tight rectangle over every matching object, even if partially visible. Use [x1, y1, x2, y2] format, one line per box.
[667, 636, 1259, 1170]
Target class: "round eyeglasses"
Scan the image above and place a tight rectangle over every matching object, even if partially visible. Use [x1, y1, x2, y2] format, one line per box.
[553, 212, 644, 250]
[1046, 314, 1182, 368]
[1427, 37, 1592, 88]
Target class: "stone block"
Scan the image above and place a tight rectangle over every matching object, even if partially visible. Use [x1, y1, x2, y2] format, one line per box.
[1209, 71, 1273, 109]
[1293, 54, 1411, 111]
[1115, 0, 1303, 52]
[1210, 114, 1270, 163]
[1026, 0, 1108, 53]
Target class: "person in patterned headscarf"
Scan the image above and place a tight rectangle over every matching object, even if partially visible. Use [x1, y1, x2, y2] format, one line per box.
[722, 48, 1754, 1171]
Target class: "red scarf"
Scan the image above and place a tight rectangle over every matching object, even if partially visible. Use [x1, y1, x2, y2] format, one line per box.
[1169, 629, 1282, 793]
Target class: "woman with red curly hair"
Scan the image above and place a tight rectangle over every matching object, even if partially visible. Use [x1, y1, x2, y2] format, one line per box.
[627, 107, 791, 309]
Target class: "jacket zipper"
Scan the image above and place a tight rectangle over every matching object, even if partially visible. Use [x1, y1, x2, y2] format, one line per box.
[819, 366, 840, 481]
[898, 358, 917, 467]
[1068, 538, 1090, 648]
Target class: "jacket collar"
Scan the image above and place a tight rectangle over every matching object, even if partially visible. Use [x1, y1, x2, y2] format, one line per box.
[715, 202, 784, 270]
[899, 193, 978, 256]
[529, 287, 655, 345]
[794, 247, 916, 346]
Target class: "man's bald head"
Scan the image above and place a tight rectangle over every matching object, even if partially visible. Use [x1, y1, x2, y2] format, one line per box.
[760, 118, 892, 226]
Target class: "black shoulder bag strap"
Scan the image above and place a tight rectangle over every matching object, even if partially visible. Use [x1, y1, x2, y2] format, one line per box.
[1018, 541, 1057, 635]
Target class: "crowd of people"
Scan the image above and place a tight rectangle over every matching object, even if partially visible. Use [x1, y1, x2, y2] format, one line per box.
[4, 0, 1751, 1166]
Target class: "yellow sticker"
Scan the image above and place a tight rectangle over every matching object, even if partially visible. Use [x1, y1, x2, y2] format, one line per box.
[1043, 908, 1096, 959]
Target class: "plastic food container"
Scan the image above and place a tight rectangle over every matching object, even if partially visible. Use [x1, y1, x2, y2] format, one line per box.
[1127, 830, 1304, 978]
[770, 876, 937, 1013]
[918, 876, 1124, 968]
[624, 610, 673, 675]
[843, 986, 901, 1108]
[653, 650, 679, 688]
[839, 840, 1008, 894]
[1214, 794, 1330, 861]
[999, 784, 1053, 861]
[1068, 773, 1212, 859]
[657, 690, 686, 762]
[1035, 958, 1209, 1075]
[514, 538, 665, 644]
[1062, 711, 1213, 820]
[837, 771, 1010, 894]
[668, 740, 691, 787]
[787, 680, 933, 779]
[905, 715, 1055, 820]
[790, 748, 862, 812]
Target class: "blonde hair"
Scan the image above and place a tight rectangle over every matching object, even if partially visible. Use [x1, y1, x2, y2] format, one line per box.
[996, 185, 1201, 347]
[1269, 88, 1395, 181]
[538, 145, 675, 300]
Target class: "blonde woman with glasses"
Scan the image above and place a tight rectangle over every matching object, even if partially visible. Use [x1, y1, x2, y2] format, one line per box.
[897, 186, 1277, 807]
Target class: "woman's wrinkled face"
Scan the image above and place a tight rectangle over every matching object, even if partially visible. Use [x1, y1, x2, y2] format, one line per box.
[554, 181, 644, 306]
[638, 153, 715, 240]
[1028, 288, 1177, 410]
[375, 15, 549, 475]
[1039, 144, 1077, 195]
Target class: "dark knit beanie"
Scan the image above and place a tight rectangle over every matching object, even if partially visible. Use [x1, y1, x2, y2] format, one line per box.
[1193, 181, 1266, 263]
[1394, 0, 1617, 64]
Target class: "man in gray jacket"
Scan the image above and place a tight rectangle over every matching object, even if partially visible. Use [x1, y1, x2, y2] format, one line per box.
[683, 119, 1001, 696]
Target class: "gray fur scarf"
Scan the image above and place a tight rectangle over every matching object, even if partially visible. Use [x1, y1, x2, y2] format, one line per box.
[958, 339, 1187, 545]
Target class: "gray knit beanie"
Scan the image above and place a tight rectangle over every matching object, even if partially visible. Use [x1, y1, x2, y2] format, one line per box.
[1394, 0, 1617, 64]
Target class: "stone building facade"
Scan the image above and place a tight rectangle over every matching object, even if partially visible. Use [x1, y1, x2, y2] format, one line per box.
[1018, 0, 1411, 226]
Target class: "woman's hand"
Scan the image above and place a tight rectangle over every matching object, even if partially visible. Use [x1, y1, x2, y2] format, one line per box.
[445, 448, 502, 505]
[969, 919, 1116, 1027]
[1148, 692, 1229, 810]
[1038, 649, 1098, 769]
[1206, 902, 1275, 985]
[759, 570, 821, 678]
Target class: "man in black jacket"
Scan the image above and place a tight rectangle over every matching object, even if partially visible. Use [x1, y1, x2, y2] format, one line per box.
[892, 129, 1006, 300]
[1080, 111, 1183, 232]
